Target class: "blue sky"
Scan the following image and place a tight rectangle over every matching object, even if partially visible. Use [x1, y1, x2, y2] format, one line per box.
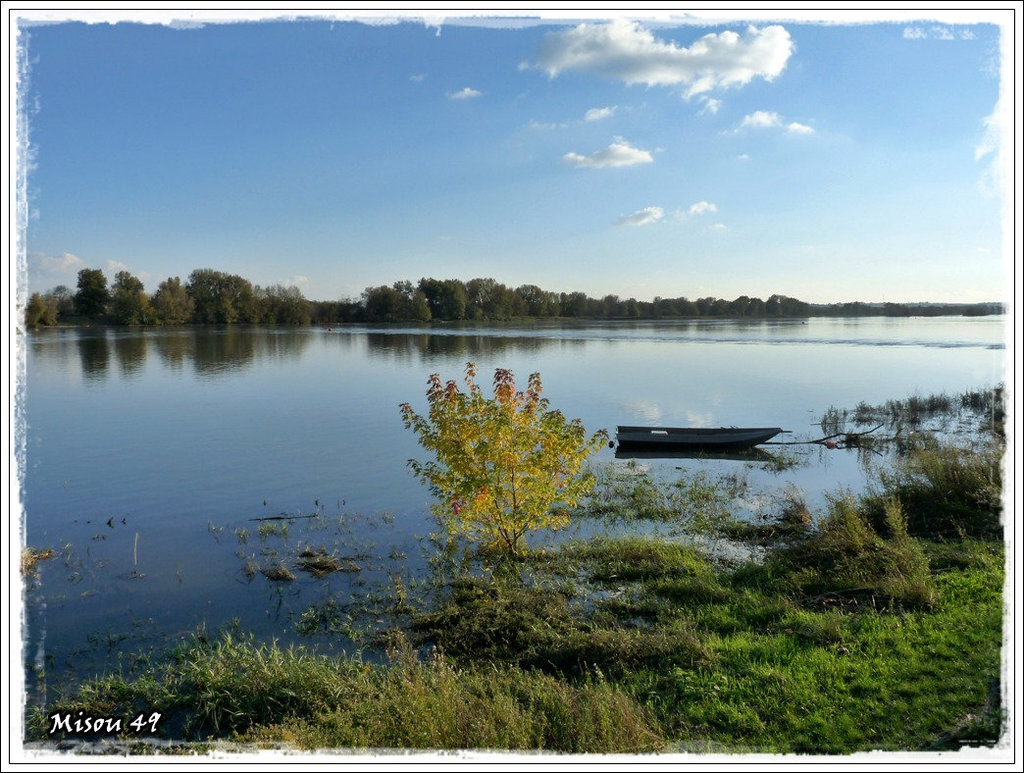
[15, 9, 1010, 304]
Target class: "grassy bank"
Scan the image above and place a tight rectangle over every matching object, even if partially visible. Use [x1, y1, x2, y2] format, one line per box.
[26, 421, 1006, 755]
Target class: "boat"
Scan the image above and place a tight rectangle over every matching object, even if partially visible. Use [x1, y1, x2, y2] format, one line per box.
[614, 426, 783, 451]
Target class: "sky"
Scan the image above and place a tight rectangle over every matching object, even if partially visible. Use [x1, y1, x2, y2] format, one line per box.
[11, 8, 1014, 305]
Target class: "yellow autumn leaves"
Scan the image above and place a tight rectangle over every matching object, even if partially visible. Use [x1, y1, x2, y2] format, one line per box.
[401, 363, 607, 555]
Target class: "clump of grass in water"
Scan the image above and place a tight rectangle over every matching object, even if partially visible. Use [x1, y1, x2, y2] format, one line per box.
[258, 521, 289, 540]
[295, 546, 340, 577]
[260, 563, 296, 582]
[21, 547, 56, 578]
[819, 385, 1003, 438]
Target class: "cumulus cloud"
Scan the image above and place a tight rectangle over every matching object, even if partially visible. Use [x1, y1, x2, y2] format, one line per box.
[585, 106, 617, 121]
[105, 260, 130, 274]
[616, 206, 664, 226]
[786, 121, 815, 135]
[688, 201, 718, 215]
[741, 110, 782, 129]
[284, 275, 310, 287]
[410, 73, 426, 82]
[533, 20, 793, 97]
[447, 87, 482, 99]
[711, 223, 727, 230]
[739, 110, 814, 135]
[30, 251, 87, 279]
[563, 138, 653, 168]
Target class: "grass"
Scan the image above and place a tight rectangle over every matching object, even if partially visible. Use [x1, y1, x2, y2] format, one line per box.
[819, 385, 1004, 438]
[25, 423, 1007, 756]
[21, 546, 56, 578]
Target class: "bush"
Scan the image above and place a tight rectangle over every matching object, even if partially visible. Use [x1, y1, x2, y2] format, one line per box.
[869, 438, 1003, 538]
[774, 495, 935, 609]
[401, 364, 607, 555]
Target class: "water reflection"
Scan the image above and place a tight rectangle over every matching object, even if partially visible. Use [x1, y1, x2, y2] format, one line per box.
[77, 333, 111, 381]
[361, 329, 584, 364]
[112, 333, 148, 379]
[27, 319, 1004, 387]
[153, 331, 193, 372]
[29, 327, 316, 381]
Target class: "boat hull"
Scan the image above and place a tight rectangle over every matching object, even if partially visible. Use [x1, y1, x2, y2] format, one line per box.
[614, 426, 783, 451]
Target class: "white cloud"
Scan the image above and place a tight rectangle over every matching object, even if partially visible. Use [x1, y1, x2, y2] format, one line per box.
[105, 260, 130, 275]
[699, 96, 721, 115]
[737, 153, 751, 160]
[562, 138, 653, 168]
[786, 121, 815, 135]
[410, 73, 426, 82]
[284, 275, 309, 287]
[447, 87, 482, 99]
[739, 110, 814, 135]
[584, 106, 617, 122]
[30, 250, 86, 274]
[30, 251, 87, 279]
[741, 110, 782, 129]
[616, 206, 664, 226]
[975, 100, 1003, 196]
[530, 120, 568, 130]
[711, 223, 727, 230]
[688, 200, 718, 216]
[975, 106, 999, 162]
[533, 20, 793, 97]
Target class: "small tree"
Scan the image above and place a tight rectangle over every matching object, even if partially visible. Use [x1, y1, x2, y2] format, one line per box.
[400, 363, 607, 555]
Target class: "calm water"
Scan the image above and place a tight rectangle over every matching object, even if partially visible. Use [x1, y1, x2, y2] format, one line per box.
[17, 318, 1006, 698]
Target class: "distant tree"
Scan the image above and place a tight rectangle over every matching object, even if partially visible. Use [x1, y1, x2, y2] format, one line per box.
[24, 292, 59, 327]
[436, 279, 468, 320]
[49, 285, 75, 317]
[110, 270, 153, 325]
[152, 276, 195, 324]
[74, 268, 110, 318]
[410, 289, 432, 323]
[560, 291, 588, 317]
[362, 284, 406, 322]
[400, 363, 607, 556]
[515, 284, 547, 317]
[258, 284, 312, 325]
[186, 269, 258, 324]
[465, 278, 501, 319]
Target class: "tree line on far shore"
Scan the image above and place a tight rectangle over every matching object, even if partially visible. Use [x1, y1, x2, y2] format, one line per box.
[24, 268, 1004, 328]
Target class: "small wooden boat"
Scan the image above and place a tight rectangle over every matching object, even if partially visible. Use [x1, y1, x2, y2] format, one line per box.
[615, 426, 783, 451]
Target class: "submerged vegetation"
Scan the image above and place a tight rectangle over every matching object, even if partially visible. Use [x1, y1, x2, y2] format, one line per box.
[25, 388, 1007, 756]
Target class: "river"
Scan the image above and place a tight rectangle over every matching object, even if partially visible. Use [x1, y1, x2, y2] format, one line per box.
[17, 317, 1006, 700]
